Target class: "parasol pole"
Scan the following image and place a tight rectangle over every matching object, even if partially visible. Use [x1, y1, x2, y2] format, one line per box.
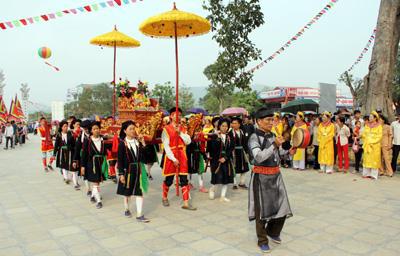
[174, 17, 180, 197]
[112, 38, 117, 123]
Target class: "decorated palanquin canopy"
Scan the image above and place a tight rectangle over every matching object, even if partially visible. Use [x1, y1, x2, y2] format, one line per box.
[100, 80, 163, 142]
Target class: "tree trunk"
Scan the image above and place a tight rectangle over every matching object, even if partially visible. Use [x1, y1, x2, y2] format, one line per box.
[344, 72, 358, 110]
[219, 97, 224, 113]
[363, 0, 400, 121]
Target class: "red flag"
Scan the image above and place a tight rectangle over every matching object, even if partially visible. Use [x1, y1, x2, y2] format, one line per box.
[114, 0, 122, 6]
[112, 134, 119, 153]
[9, 99, 14, 115]
[19, 19, 28, 26]
[41, 15, 49, 21]
[0, 23, 6, 30]
[84, 5, 92, 12]
[10, 95, 24, 119]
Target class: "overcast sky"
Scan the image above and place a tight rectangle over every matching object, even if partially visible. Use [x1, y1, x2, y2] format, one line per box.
[0, 0, 380, 107]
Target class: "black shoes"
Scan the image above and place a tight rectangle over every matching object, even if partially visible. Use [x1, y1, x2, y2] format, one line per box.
[162, 199, 170, 207]
[124, 210, 132, 218]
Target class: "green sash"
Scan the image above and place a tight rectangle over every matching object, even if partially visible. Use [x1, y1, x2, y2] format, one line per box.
[199, 154, 205, 175]
[139, 162, 149, 193]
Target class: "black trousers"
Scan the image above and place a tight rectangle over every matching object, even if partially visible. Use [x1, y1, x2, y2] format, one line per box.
[391, 145, 400, 173]
[253, 174, 286, 246]
[164, 175, 188, 187]
[5, 137, 13, 148]
[313, 145, 320, 169]
[354, 147, 363, 172]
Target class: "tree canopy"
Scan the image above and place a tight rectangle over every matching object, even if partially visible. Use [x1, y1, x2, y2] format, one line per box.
[64, 83, 112, 118]
[202, 0, 264, 112]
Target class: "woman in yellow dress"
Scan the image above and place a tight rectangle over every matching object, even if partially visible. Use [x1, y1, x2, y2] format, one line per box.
[291, 112, 308, 170]
[318, 112, 335, 174]
[361, 111, 383, 180]
[272, 112, 283, 137]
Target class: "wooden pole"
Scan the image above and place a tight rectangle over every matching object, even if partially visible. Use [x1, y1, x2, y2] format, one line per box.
[174, 20, 180, 197]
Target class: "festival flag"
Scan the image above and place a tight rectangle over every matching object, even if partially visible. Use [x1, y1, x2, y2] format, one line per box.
[9, 99, 14, 116]
[0, 96, 8, 123]
[10, 95, 25, 120]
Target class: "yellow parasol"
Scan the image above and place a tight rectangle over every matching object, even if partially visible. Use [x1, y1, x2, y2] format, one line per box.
[90, 25, 141, 121]
[139, 2, 211, 123]
[139, 2, 210, 197]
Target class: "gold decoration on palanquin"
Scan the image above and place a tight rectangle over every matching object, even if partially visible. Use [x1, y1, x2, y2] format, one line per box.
[134, 112, 163, 141]
[187, 113, 203, 138]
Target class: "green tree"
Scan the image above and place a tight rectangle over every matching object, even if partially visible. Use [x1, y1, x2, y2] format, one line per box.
[28, 111, 51, 121]
[151, 82, 175, 111]
[202, 0, 265, 112]
[179, 86, 195, 113]
[231, 90, 262, 114]
[199, 88, 261, 115]
[64, 83, 112, 118]
[199, 86, 233, 114]
[339, 72, 364, 110]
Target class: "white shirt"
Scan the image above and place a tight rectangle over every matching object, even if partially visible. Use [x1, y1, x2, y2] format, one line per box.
[91, 137, 102, 152]
[5, 126, 14, 137]
[61, 133, 68, 143]
[391, 121, 400, 145]
[81, 132, 89, 143]
[221, 134, 227, 144]
[161, 128, 191, 162]
[125, 138, 138, 157]
[336, 125, 350, 146]
[234, 130, 241, 139]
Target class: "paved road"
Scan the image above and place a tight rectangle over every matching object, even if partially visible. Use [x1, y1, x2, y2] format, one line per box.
[0, 136, 400, 256]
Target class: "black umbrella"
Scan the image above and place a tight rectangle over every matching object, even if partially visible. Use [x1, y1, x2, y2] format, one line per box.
[281, 99, 319, 114]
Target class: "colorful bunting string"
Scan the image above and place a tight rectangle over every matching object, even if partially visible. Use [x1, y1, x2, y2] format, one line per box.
[246, 0, 339, 74]
[0, 0, 143, 31]
[343, 28, 376, 74]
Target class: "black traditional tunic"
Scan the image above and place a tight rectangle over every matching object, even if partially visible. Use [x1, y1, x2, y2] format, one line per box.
[73, 132, 89, 175]
[207, 133, 234, 185]
[117, 139, 146, 196]
[54, 131, 75, 171]
[186, 141, 206, 175]
[242, 124, 255, 141]
[142, 144, 158, 164]
[229, 129, 250, 174]
[81, 137, 110, 183]
[248, 129, 292, 222]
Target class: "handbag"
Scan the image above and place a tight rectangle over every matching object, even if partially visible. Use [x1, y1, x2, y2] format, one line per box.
[352, 143, 359, 153]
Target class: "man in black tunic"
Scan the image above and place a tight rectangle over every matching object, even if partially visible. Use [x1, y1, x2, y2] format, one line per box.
[248, 107, 293, 253]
